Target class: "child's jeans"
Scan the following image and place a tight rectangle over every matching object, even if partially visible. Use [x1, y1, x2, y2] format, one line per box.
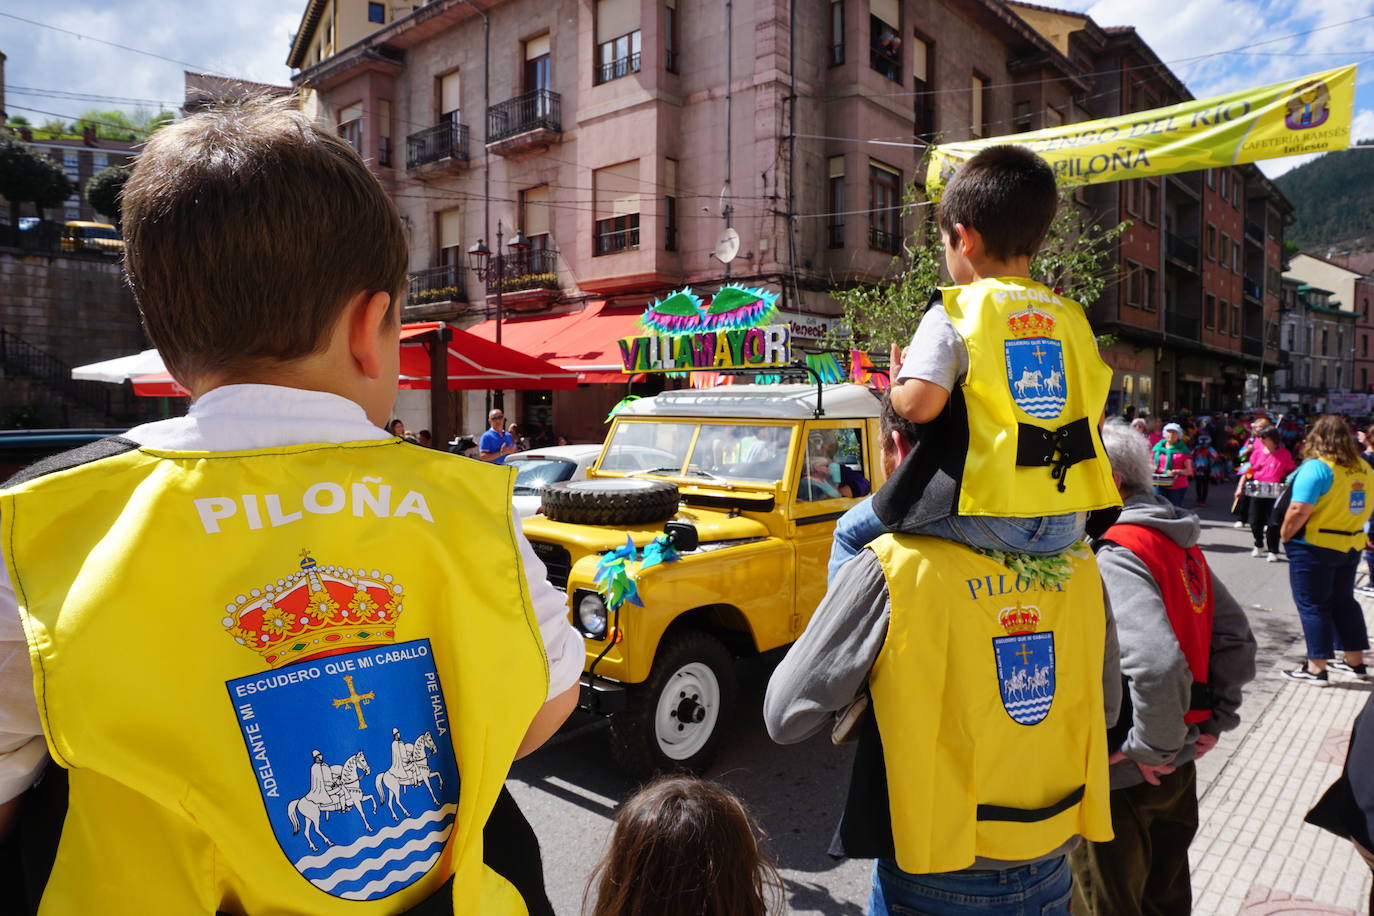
[827, 503, 1084, 584]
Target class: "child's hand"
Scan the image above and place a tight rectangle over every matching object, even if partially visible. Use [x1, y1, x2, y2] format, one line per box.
[889, 343, 904, 373]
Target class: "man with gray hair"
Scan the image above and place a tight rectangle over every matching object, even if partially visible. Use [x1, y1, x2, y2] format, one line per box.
[1070, 420, 1256, 915]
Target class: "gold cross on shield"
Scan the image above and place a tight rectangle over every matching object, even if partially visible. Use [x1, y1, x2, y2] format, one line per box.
[332, 674, 376, 729]
[1031, 343, 1047, 364]
[1015, 643, 1033, 666]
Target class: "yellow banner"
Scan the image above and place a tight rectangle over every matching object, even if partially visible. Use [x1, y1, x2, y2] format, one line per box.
[928, 65, 1356, 191]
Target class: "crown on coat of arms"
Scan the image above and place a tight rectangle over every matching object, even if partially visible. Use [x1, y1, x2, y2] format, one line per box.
[1006, 306, 1056, 339]
[999, 602, 1041, 635]
[222, 549, 403, 669]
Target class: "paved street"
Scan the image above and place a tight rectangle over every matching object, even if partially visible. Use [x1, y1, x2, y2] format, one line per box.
[509, 496, 1374, 915]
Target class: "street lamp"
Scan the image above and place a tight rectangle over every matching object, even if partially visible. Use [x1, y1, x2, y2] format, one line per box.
[468, 220, 531, 410]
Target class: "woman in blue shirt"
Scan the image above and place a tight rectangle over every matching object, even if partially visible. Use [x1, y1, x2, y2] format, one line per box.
[1280, 415, 1374, 686]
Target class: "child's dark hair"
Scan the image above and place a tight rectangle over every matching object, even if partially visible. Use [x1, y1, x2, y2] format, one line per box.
[122, 95, 408, 386]
[937, 145, 1059, 261]
[588, 775, 782, 916]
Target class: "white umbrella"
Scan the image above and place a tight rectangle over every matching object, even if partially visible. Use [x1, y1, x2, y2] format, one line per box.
[71, 349, 166, 384]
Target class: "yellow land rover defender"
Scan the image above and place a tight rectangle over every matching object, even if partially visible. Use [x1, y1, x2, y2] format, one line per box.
[522, 383, 885, 777]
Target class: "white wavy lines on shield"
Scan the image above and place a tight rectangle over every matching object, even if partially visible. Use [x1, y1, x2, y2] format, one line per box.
[338, 850, 444, 901]
[309, 831, 449, 892]
[293, 803, 457, 871]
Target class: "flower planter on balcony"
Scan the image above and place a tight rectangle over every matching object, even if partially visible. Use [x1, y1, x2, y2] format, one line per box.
[405, 264, 468, 318]
[486, 89, 561, 157]
[485, 251, 560, 311]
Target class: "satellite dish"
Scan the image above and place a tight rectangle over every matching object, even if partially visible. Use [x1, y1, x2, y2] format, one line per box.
[714, 227, 740, 264]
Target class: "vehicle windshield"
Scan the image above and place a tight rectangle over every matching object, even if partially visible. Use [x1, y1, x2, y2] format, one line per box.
[84, 227, 121, 240]
[600, 420, 790, 483]
[507, 457, 578, 494]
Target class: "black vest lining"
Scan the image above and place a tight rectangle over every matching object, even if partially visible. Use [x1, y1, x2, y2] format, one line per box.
[1, 437, 141, 489]
[975, 784, 1084, 823]
[1317, 528, 1363, 536]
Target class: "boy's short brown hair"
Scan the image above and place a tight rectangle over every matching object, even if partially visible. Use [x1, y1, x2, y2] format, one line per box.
[936, 145, 1058, 261]
[122, 96, 408, 384]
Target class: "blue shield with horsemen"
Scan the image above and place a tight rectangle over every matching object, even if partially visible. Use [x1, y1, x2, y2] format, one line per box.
[226, 638, 460, 901]
[993, 632, 1057, 726]
[1004, 338, 1067, 420]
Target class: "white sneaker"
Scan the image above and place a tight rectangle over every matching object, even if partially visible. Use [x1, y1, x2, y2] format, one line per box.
[1267, 552, 1281, 563]
[1252, 547, 1265, 558]
[1233, 521, 1246, 529]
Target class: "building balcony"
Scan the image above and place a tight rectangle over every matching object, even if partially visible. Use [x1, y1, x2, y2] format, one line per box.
[486, 247, 561, 311]
[1165, 312, 1200, 340]
[406, 263, 466, 317]
[868, 225, 902, 255]
[486, 89, 561, 156]
[1242, 276, 1263, 303]
[1242, 335, 1263, 358]
[869, 43, 900, 82]
[594, 53, 641, 85]
[406, 121, 470, 178]
[1245, 218, 1265, 243]
[1165, 233, 1200, 270]
[827, 222, 845, 249]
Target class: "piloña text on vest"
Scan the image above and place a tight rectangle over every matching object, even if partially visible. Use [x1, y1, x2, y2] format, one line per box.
[193, 477, 434, 534]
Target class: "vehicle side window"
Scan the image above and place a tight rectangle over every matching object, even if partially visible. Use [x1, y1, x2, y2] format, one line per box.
[694, 424, 788, 481]
[797, 426, 869, 501]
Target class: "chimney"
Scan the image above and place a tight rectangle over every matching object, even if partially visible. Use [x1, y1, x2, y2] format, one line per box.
[82, 124, 97, 146]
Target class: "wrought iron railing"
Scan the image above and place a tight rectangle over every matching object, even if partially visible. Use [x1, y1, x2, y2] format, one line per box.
[868, 225, 901, 254]
[407, 263, 466, 305]
[487, 90, 561, 144]
[486, 248, 559, 294]
[0, 327, 118, 416]
[406, 121, 469, 169]
[595, 53, 641, 85]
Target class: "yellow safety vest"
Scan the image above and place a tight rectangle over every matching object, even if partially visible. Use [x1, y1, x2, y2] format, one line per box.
[866, 534, 1113, 874]
[1302, 457, 1374, 553]
[943, 278, 1118, 516]
[1, 439, 551, 915]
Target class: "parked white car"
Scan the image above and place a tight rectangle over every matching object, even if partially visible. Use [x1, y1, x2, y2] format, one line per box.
[507, 444, 677, 518]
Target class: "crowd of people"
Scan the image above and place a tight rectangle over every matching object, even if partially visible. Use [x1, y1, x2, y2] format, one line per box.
[2, 99, 1372, 916]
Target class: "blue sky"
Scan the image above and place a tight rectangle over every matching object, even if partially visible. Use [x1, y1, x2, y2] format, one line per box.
[1, 0, 1370, 177]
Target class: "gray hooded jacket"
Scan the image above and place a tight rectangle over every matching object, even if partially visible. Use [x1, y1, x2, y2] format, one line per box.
[1098, 492, 1257, 789]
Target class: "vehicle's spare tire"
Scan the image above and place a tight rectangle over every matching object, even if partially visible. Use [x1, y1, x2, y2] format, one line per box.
[541, 479, 680, 525]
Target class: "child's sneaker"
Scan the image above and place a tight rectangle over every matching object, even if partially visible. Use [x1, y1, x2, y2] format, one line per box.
[1283, 664, 1329, 686]
[1328, 660, 1371, 680]
[1251, 546, 1265, 558]
[1233, 521, 1246, 529]
[1267, 552, 1281, 563]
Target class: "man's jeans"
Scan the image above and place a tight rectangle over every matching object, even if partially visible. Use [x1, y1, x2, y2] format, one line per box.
[868, 855, 1072, 915]
[1286, 539, 1370, 659]
[827, 498, 1083, 584]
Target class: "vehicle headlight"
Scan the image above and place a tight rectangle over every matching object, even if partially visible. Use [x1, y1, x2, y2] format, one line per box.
[575, 591, 609, 639]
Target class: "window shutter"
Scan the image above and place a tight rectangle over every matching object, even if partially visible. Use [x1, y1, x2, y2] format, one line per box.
[912, 37, 927, 82]
[664, 158, 678, 196]
[596, 161, 641, 220]
[440, 72, 462, 118]
[871, 0, 899, 28]
[525, 33, 550, 60]
[378, 99, 391, 138]
[970, 76, 984, 132]
[524, 187, 551, 237]
[439, 208, 463, 251]
[339, 102, 363, 123]
[829, 155, 845, 178]
[596, 0, 640, 40]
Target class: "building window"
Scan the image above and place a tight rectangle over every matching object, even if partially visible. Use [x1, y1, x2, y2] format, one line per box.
[970, 74, 989, 137]
[664, 158, 678, 251]
[868, 160, 901, 254]
[596, 30, 642, 84]
[439, 70, 462, 124]
[1143, 181, 1159, 225]
[1232, 176, 1242, 208]
[665, 0, 679, 72]
[1219, 169, 1229, 199]
[1143, 267, 1157, 312]
[1321, 328, 1329, 356]
[1232, 240, 1241, 273]
[828, 156, 845, 248]
[1206, 224, 1217, 260]
[1204, 294, 1215, 329]
[338, 101, 363, 154]
[594, 160, 641, 256]
[523, 185, 551, 252]
[1125, 179, 1140, 217]
[1219, 233, 1230, 268]
[525, 34, 552, 94]
[1013, 100, 1032, 133]
[1126, 261, 1142, 307]
[368, 2, 385, 23]
[1207, 168, 1215, 189]
[829, 0, 844, 66]
[92, 152, 107, 170]
[869, 0, 900, 82]
[1232, 304, 1241, 337]
[912, 35, 935, 139]
[1218, 300, 1229, 334]
[437, 208, 463, 270]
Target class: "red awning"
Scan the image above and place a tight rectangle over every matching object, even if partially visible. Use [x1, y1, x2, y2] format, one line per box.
[466, 301, 642, 384]
[397, 322, 579, 390]
[131, 372, 189, 397]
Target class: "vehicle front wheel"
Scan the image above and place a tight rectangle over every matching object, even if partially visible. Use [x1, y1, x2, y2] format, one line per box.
[607, 631, 736, 779]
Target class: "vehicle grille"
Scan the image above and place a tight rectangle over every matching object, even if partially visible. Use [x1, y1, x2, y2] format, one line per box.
[528, 540, 571, 591]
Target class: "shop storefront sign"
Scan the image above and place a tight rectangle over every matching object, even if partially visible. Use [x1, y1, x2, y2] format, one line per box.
[618, 286, 791, 374]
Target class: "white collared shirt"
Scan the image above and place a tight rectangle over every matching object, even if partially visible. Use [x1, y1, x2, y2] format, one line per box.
[0, 385, 584, 801]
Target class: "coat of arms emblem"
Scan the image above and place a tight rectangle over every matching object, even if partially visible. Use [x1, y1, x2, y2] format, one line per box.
[1004, 305, 1066, 421]
[223, 550, 459, 901]
[992, 602, 1056, 726]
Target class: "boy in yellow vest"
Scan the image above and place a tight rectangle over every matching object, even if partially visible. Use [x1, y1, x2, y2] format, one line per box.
[0, 97, 582, 915]
[855, 146, 1118, 564]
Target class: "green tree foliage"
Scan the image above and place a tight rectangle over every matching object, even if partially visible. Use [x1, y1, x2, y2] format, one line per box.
[86, 165, 130, 226]
[0, 130, 74, 226]
[831, 188, 1128, 352]
[1274, 140, 1374, 253]
[73, 108, 175, 141]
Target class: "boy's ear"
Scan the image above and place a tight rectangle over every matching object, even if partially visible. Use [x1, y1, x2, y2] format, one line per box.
[953, 222, 980, 257]
[348, 290, 396, 379]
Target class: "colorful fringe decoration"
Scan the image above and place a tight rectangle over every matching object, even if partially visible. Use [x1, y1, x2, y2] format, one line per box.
[638, 285, 780, 334]
[804, 353, 846, 384]
[850, 349, 891, 389]
[605, 395, 642, 422]
[640, 288, 706, 333]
